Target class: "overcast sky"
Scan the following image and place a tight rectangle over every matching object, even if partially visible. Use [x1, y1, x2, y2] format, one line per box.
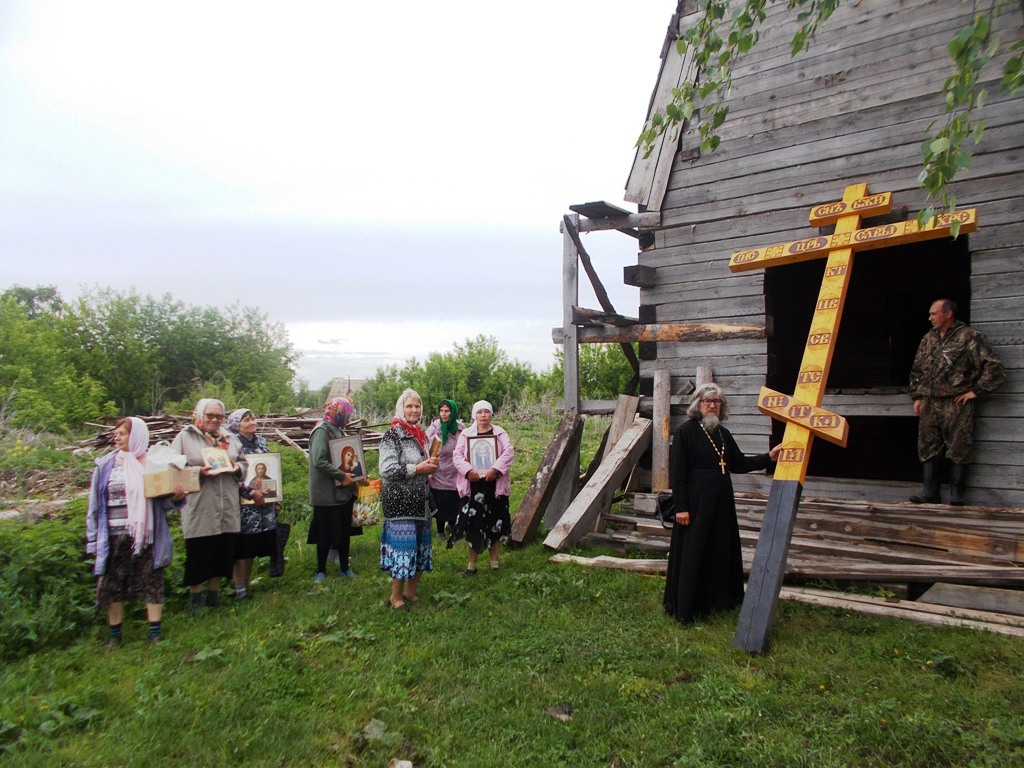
[1, 1, 671, 387]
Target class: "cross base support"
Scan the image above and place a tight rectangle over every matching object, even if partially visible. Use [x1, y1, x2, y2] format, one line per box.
[733, 479, 803, 653]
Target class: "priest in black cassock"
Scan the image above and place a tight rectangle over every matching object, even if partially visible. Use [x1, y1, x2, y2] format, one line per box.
[664, 383, 782, 623]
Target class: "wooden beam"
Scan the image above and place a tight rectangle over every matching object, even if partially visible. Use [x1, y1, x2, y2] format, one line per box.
[510, 412, 584, 546]
[552, 322, 765, 344]
[571, 306, 640, 327]
[561, 214, 580, 414]
[652, 369, 672, 492]
[543, 418, 652, 550]
[623, 264, 657, 288]
[562, 215, 640, 389]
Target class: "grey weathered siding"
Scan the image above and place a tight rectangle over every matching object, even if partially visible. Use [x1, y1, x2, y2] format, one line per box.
[637, 0, 1024, 505]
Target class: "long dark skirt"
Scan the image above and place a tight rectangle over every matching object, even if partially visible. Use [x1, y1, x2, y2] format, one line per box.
[182, 533, 235, 587]
[236, 529, 276, 559]
[663, 495, 745, 623]
[430, 488, 461, 535]
[307, 501, 354, 572]
[96, 534, 165, 608]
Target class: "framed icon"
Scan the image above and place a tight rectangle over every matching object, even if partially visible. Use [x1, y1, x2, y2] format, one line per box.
[242, 453, 282, 505]
[329, 435, 367, 482]
[468, 435, 498, 471]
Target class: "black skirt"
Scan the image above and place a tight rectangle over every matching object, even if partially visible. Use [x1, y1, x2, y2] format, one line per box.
[182, 533, 235, 587]
[235, 528, 276, 559]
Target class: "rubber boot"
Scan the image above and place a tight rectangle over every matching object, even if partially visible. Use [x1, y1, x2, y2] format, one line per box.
[949, 463, 967, 506]
[909, 459, 941, 503]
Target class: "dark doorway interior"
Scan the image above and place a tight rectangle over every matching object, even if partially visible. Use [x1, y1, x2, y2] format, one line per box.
[764, 235, 971, 481]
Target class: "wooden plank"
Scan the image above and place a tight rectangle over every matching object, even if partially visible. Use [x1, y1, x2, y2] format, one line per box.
[916, 583, 1024, 618]
[549, 553, 667, 575]
[779, 588, 1024, 638]
[652, 369, 672, 492]
[510, 412, 583, 546]
[592, 396, 640, 534]
[543, 418, 652, 550]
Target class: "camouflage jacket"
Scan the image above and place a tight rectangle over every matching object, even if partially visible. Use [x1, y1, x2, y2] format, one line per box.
[909, 320, 1005, 400]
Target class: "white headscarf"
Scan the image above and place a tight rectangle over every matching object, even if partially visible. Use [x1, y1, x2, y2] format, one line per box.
[193, 398, 226, 430]
[119, 417, 152, 555]
[394, 388, 422, 423]
[471, 400, 494, 423]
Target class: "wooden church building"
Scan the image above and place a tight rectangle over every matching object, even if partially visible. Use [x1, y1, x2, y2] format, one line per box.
[562, 0, 1023, 508]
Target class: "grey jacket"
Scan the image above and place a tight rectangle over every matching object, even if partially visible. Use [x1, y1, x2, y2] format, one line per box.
[170, 424, 245, 539]
[308, 421, 357, 507]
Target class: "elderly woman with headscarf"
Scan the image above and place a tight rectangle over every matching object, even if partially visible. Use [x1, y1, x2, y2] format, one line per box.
[226, 408, 278, 600]
[424, 398, 464, 536]
[663, 383, 782, 624]
[378, 388, 438, 611]
[451, 400, 515, 576]
[86, 417, 185, 648]
[171, 398, 247, 617]
[308, 397, 361, 583]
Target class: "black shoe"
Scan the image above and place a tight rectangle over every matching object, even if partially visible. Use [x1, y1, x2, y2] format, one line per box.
[909, 492, 941, 504]
[148, 634, 162, 646]
[104, 635, 122, 650]
[461, 568, 478, 578]
[205, 591, 220, 608]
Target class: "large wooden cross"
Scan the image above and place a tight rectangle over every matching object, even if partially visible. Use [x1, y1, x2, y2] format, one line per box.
[728, 182, 978, 653]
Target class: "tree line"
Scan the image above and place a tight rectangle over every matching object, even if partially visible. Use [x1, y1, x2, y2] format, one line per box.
[1, 285, 634, 433]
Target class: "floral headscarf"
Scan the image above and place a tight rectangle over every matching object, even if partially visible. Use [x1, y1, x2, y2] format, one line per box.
[323, 397, 355, 428]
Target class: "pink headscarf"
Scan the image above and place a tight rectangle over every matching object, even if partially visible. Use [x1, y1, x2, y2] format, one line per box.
[119, 417, 152, 555]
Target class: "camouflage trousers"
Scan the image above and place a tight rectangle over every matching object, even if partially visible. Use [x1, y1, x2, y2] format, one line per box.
[917, 396, 974, 464]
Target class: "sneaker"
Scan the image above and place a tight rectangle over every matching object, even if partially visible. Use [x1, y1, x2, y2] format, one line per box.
[314, 572, 327, 583]
[148, 634, 162, 646]
[339, 569, 357, 579]
[104, 635, 122, 650]
[235, 592, 253, 601]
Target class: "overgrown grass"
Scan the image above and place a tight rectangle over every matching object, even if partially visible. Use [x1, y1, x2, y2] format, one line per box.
[1, 407, 1022, 766]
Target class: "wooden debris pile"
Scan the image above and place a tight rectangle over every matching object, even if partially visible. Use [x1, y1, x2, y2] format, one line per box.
[587, 491, 1024, 588]
[80, 412, 383, 452]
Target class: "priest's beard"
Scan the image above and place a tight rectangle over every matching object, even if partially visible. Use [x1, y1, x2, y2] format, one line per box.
[701, 414, 720, 432]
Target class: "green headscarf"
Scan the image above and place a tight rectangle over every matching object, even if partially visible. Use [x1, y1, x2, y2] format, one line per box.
[438, 399, 460, 444]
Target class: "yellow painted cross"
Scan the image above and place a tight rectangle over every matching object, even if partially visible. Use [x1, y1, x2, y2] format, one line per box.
[732, 182, 978, 653]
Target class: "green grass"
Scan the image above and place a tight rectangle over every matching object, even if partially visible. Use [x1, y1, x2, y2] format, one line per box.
[1, 408, 1023, 766]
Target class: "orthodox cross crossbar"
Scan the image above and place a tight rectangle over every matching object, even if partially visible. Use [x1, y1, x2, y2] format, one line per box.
[730, 182, 978, 653]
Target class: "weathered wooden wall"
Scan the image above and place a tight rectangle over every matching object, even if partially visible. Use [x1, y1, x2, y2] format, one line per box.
[634, 0, 1024, 506]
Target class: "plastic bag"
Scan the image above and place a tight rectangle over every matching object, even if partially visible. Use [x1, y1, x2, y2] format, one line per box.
[352, 478, 382, 526]
[146, 440, 187, 472]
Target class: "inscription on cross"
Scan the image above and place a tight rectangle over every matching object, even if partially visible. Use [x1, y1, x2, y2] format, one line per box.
[730, 182, 978, 653]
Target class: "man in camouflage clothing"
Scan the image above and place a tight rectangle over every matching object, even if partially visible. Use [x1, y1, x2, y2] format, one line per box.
[909, 299, 1004, 505]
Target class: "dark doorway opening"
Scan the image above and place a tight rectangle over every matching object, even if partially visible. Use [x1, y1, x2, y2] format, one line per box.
[764, 235, 971, 481]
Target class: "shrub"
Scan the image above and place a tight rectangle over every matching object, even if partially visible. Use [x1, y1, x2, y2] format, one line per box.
[0, 502, 94, 660]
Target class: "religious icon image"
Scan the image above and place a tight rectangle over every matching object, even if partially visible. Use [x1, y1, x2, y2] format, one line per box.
[329, 435, 367, 483]
[242, 453, 282, 505]
[200, 446, 234, 475]
[468, 435, 498, 471]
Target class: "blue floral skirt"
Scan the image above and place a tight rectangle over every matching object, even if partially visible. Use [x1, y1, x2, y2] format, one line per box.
[379, 519, 432, 580]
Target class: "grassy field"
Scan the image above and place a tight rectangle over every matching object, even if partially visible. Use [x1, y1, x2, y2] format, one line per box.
[1, 407, 1022, 766]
